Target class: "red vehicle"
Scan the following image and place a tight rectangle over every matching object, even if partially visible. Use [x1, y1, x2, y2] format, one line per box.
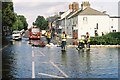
[29, 27, 41, 40]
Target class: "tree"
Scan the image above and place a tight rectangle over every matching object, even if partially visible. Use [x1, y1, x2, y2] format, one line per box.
[12, 14, 28, 30]
[2, 2, 16, 36]
[0, 1, 1, 18]
[33, 16, 48, 30]
[12, 16, 24, 30]
[32, 22, 36, 26]
[17, 15, 28, 30]
[2, 2, 16, 27]
[0, 1, 2, 23]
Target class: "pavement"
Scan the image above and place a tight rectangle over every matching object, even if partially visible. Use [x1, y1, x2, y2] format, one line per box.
[1, 35, 12, 49]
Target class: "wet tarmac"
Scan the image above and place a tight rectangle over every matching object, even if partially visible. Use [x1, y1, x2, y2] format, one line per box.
[2, 37, 119, 79]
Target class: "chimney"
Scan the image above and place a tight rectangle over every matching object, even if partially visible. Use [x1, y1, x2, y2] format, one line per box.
[81, 1, 90, 10]
[75, 2, 79, 11]
[69, 4, 73, 12]
[71, 2, 79, 12]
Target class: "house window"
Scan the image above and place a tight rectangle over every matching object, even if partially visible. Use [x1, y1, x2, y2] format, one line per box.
[83, 17, 87, 24]
[111, 26, 113, 28]
[83, 17, 87, 21]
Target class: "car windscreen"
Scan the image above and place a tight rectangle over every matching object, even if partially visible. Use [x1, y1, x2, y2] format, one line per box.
[13, 31, 21, 34]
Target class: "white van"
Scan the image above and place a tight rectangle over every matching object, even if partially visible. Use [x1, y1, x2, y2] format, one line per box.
[12, 31, 22, 40]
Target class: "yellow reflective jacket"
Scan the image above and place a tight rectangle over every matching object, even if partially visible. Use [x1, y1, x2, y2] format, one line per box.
[79, 39, 85, 43]
[45, 32, 47, 36]
[47, 33, 51, 38]
[61, 34, 67, 41]
[87, 38, 90, 43]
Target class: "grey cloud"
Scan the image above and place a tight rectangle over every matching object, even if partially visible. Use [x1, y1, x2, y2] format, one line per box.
[14, 2, 69, 26]
[14, 2, 68, 12]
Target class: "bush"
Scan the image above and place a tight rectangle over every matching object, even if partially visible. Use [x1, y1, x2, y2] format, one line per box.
[90, 32, 120, 45]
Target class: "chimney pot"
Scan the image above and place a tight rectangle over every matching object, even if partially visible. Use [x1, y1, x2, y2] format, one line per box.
[81, 1, 90, 10]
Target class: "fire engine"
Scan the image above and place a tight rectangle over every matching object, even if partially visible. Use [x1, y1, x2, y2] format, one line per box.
[29, 26, 41, 40]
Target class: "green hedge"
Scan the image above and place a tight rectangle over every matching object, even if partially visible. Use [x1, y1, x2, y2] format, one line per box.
[90, 32, 120, 45]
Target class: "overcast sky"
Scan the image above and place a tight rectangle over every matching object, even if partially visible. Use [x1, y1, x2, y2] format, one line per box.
[13, 0, 120, 28]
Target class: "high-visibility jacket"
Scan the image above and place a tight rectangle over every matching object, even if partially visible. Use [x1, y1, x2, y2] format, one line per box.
[47, 33, 51, 38]
[87, 38, 90, 43]
[61, 34, 67, 41]
[79, 36, 85, 43]
[45, 32, 47, 36]
[79, 39, 85, 43]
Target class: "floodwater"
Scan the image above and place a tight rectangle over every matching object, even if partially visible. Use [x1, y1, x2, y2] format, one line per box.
[2, 38, 119, 79]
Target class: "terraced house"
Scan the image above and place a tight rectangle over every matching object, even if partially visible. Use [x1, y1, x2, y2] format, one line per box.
[57, 1, 119, 39]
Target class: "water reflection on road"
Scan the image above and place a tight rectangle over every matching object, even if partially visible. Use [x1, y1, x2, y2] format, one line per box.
[2, 38, 118, 78]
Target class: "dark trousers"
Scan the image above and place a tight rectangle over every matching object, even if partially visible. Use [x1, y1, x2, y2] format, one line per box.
[78, 42, 84, 49]
[86, 42, 90, 48]
[61, 41, 66, 50]
[47, 38, 51, 44]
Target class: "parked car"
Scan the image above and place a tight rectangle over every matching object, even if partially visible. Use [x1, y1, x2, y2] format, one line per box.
[12, 31, 22, 40]
[20, 29, 25, 35]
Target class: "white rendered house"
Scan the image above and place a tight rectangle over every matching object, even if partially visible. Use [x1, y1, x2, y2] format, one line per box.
[58, 1, 119, 39]
[77, 7, 110, 38]
[67, 5, 110, 39]
[109, 17, 119, 32]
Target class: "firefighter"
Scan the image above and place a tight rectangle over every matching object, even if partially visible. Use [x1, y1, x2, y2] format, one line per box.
[85, 32, 90, 49]
[61, 31, 67, 51]
[78, 35, 85, 50]
[47, 31, 51, 44]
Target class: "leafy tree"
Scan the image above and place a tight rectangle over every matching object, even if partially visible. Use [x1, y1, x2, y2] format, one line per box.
[2, 2, 16, 27]
[17, 15, 28, 30]
[12, 14, 28, 30]
[0, 1, 2, 35]
[0, 10, 1, 20]
[2, 2, 16, 36]
[33, 16, 48, 30]
[0, 1, 1, 16]
[12, 16, 24, 30]
[32, 22, 36, 26]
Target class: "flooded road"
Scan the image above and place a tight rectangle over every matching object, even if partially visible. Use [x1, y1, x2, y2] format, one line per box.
[2, 37, 119, 79]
